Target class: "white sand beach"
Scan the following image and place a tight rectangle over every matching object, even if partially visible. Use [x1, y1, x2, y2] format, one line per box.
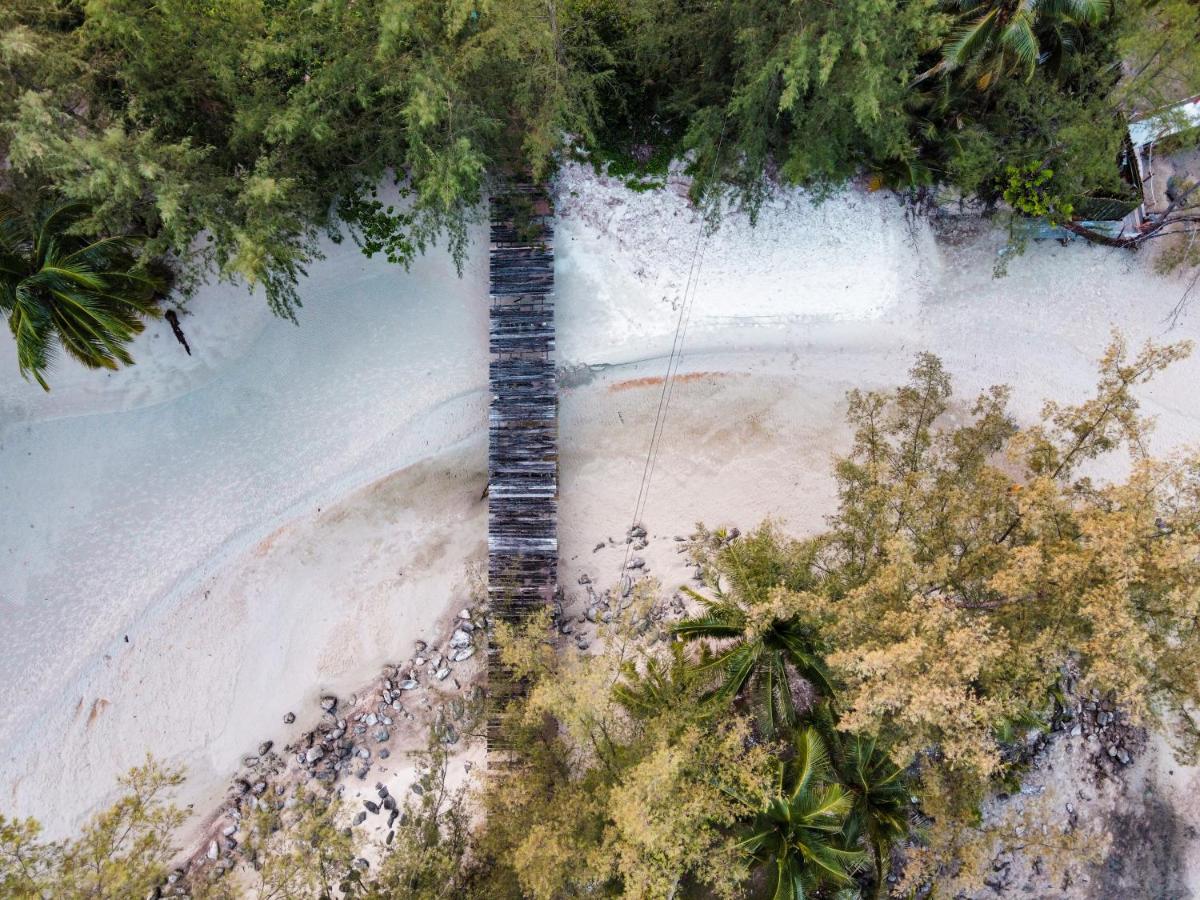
[2, 161, 1199, 882]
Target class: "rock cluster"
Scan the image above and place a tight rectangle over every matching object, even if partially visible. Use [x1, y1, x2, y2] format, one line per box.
[1069, 690, 1145, 779]
[162, 603, 488, 896]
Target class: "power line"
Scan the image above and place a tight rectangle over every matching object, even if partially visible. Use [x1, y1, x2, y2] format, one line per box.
[619, 120, 729, 576]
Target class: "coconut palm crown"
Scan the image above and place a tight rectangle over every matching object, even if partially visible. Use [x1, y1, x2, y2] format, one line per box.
[0, 199, 162, 390]
[672, 586, 834, 738]
[729, 728, 867, 900]
[835, 734, 909, 898]
[931, 0, 1111, 88]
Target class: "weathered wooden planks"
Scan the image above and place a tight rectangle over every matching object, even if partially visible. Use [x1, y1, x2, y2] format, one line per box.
[486, 184, 558, 753]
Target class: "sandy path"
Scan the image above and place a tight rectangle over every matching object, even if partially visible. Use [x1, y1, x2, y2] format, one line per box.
[2, 166, 1199, 852]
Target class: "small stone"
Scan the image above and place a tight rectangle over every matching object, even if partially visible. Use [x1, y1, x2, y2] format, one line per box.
[411, 783, 424, 796]
[399, 679, 420, 691]
[365, 800, 380, 814]
[353, 811, 367, 825]
[283, 712, 296, 724]
[386, 830, 394, 845]
[304, 747, 325, 764]
[449, 629, 472, 649]
[434, 667, 451, 681]
[451, 647, 476, 662]
[414, 657, 426, 666]
[578, 573, 591, 585]
[207, 840, 219, 861]
[459, 608, 471, 619]
[383, 795, 396, 811]
[585, 606, 599, 623]
[258, 741, 273, 756]
[222, 824, 237, 837]
[379, 748, 390, 759]
[377, 785, 389, 798]
[242, 755, 260, 767]
[374, 727, 390, 742]
[320, 696, 338, 713]
[593, 542, 605, 552]
[365, 713, 379, 727]
[414, 640, 427, 653]
[627, 557, 646, 570]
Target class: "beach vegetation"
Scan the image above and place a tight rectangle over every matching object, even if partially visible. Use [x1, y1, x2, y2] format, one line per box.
[0, 197, 164, 389]
[9, 340, 1195, 898]
[2, 0, 1199, 381]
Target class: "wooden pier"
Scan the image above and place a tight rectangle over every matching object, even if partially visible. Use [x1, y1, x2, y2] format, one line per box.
[486, 184, 557, 751]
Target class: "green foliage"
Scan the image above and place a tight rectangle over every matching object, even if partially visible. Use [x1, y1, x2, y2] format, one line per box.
[730, 728, 867, 900]
[364, 745, 471, 899]
[0, 758, 184, 899]
[1002, 162, 1075, 222]
[934, 0, 1112, 89]
[0, 0, 608, 324]
[0, 197, 163, 389]
[673, 585, 833, 738]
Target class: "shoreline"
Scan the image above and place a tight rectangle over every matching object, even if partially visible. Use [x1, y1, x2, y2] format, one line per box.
[3, 170, 1199, 856]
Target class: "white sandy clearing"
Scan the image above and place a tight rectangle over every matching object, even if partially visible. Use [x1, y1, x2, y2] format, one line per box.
[1, 162, 1199, 897]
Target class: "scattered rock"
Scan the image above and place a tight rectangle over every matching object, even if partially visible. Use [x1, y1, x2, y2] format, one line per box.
[283, 712, 296, 724]
[304, 747, 325, 764]
[451, 647, 476, 662]
[258, 740, 273, 756]
[320, 696, 338, 713]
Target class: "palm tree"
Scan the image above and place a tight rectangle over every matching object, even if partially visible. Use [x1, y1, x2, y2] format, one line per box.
[925, 0, 1111, 88]
[729, 728, 867, 900]
[672, 587, 833, 738]
[0, 199, 163, 390]
[836, 735, 909, 899]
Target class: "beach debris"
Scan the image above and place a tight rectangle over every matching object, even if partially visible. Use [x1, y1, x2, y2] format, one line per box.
[283, 712, 295, 724]
[319, 695, 337, 713]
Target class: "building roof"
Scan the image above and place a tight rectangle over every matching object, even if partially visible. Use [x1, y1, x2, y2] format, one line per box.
[1129, 95, 1200, 148]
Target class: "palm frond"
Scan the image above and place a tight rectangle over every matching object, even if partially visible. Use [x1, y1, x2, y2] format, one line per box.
[942, 8, 1000, 68]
